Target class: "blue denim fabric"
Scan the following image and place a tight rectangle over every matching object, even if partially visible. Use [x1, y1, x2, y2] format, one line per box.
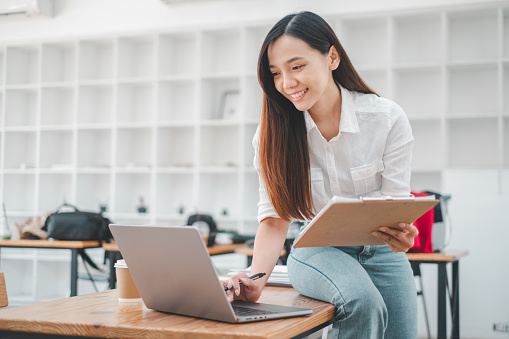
[287, 245, 417, 339]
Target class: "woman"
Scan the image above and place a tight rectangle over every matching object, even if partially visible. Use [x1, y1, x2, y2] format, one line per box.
[226, 11, 418, 338]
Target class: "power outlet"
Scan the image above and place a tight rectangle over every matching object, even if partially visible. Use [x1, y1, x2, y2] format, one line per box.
[493, 323, 509, 333]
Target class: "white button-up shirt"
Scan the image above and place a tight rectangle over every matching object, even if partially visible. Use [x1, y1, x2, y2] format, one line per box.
[253, 86, 414, 223]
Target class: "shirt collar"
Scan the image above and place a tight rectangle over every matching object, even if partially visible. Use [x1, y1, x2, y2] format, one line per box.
[304, 85, 360, 135]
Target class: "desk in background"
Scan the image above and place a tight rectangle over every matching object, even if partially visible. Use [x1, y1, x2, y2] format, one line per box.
[0, 240, 101, 297]
[104, 241, 246, 289]
[0, 287, 336, 339]
[407, 249, 468, 339]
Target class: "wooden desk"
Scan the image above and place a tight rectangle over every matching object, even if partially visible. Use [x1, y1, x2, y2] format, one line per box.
[0, 287, 336, 339]
[104, 241, 246, 289]
[407, 249, 469, 339]
[0, 240, 101, 297]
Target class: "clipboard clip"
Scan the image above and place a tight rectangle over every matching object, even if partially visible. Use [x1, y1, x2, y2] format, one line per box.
[360, 195, 416, 201]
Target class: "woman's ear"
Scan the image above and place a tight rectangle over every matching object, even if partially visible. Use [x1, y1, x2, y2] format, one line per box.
[328, 45, 340, 71]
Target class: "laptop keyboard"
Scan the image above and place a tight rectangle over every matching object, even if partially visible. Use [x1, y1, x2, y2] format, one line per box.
[233, 305, 278, 316]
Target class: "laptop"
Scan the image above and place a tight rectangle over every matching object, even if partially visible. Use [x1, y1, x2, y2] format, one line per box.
[109, 224, 313, 323]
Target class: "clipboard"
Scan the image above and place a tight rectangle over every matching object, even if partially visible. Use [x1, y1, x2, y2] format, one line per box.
[293, 196, 439, 248]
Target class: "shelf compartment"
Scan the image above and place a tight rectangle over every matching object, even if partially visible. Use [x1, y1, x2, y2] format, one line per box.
[243, 124, 257, 167]
[77, 84, 113, 125]
[77, 129, 112, 169]
[505, 118, 509, 169]
[504, 63, 509, 115]
[198, 172, 238, 217]
[157, 126, 194, 168]
[2, 259, 35, 301]
[35, 260, 69, 299]
[2, 174, 36, 212]
[158, 32, 197, 77]
[447, 118, 499, 168]
[338, 17, 388, 68]
[448, 63, 498, 116]
[39, 130, 74, 170]
[358, 69, 388, 99]
[393, 14, 442, 65]
[6, 45, 39, 85]
[200, 77, 240, 120]
[410, 120, 444, 170]
[38, 173, 73, 212]
[155, 173, 194, 216]
[158, 79, 196, 123]
[75, 173, 111, 211]
[117, 82, 153, 123]
[244, 76, 262, 122]
[447, 9, 498, 62]
[201, 29, 241, 75]
[243, 172, 259, 218]
[78, 39, 115, 81]
[41, 87, 75, 126]
[118, 36, 154, 79]
[3, 131, 36, 170]
[504, 8, 509, 59]
[200, 125, 239, 168]
[0, 48, 4, 86]
[410, 171, 442, 192]
[4, 88, 38, 127]
[116, 127, 152, 169]
[114, 173, 151, 214]
[394, 67, 442, 118]
[41, 42, 76, 83]
[245, 25, 271, 72]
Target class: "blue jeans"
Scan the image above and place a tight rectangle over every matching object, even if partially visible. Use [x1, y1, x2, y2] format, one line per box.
[287, 245, 417, 339]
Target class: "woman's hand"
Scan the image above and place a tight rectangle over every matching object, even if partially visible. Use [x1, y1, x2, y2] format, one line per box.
[372, 223, 418, 253]
[223, 272, 264, 303]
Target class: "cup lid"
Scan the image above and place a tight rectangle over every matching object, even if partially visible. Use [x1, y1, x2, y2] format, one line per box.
[114, 259, 127, 268]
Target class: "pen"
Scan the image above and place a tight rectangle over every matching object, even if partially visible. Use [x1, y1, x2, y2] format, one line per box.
[224, 272, 266, 291]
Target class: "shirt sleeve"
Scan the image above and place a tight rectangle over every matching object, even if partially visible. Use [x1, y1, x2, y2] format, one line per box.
[252, 125, 280, 223]
[380, 102, 414, 197]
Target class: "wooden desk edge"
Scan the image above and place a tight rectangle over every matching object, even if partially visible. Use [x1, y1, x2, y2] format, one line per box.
[0, 288, 336, 339]
[104, 242, 246, 256]
[406, 249, 469, 262]
[0, 239, 101, 249]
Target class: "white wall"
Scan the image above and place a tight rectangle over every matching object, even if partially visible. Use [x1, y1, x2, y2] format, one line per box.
[1, 1, 509, 338]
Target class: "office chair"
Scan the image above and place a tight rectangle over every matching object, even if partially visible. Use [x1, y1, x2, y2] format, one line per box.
[412, 191, 452, 339]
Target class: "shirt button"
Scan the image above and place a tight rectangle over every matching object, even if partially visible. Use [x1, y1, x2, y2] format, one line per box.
[367, 170, 372, 175]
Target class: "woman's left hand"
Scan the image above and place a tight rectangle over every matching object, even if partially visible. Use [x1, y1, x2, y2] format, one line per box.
[372, 223, 418, 253]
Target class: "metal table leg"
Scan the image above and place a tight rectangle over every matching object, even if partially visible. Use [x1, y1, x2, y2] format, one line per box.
[437, 263, 447, 339]
[70, 249, 78, 297]
[451, 261, 460, 339]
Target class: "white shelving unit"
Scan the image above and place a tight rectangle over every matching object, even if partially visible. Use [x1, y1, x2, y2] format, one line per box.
[1, 3, 509, 304]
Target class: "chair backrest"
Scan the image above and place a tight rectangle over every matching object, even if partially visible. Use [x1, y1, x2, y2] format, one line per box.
[0, 272, 8, 307]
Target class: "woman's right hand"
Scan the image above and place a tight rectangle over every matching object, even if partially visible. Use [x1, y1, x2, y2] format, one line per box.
[224, 272, 264, 303]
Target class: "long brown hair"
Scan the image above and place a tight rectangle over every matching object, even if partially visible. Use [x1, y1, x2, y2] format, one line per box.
[257, 11, 377, 221]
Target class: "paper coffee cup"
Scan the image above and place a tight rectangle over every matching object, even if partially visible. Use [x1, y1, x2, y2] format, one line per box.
[114, 259, 142, 302]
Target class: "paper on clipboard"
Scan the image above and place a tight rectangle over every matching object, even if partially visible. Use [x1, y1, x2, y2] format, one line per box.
[293, 195, 439, 248]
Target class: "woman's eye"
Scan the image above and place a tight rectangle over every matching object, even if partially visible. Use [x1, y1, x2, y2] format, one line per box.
[292, 65, 303, 70]
[272, 72, 280, 77]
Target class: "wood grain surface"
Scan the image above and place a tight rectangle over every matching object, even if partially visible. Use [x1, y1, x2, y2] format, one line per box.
[0, 287, 335, 339]
[406, 249, 469, 262]
[0, 239, 100, 249]
[104, 241, 245, 256]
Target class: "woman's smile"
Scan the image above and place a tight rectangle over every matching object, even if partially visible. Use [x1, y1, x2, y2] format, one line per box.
[289, 88, 308, 101]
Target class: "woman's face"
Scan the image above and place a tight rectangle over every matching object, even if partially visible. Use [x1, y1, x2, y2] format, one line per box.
[267, 35, 339, 113]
